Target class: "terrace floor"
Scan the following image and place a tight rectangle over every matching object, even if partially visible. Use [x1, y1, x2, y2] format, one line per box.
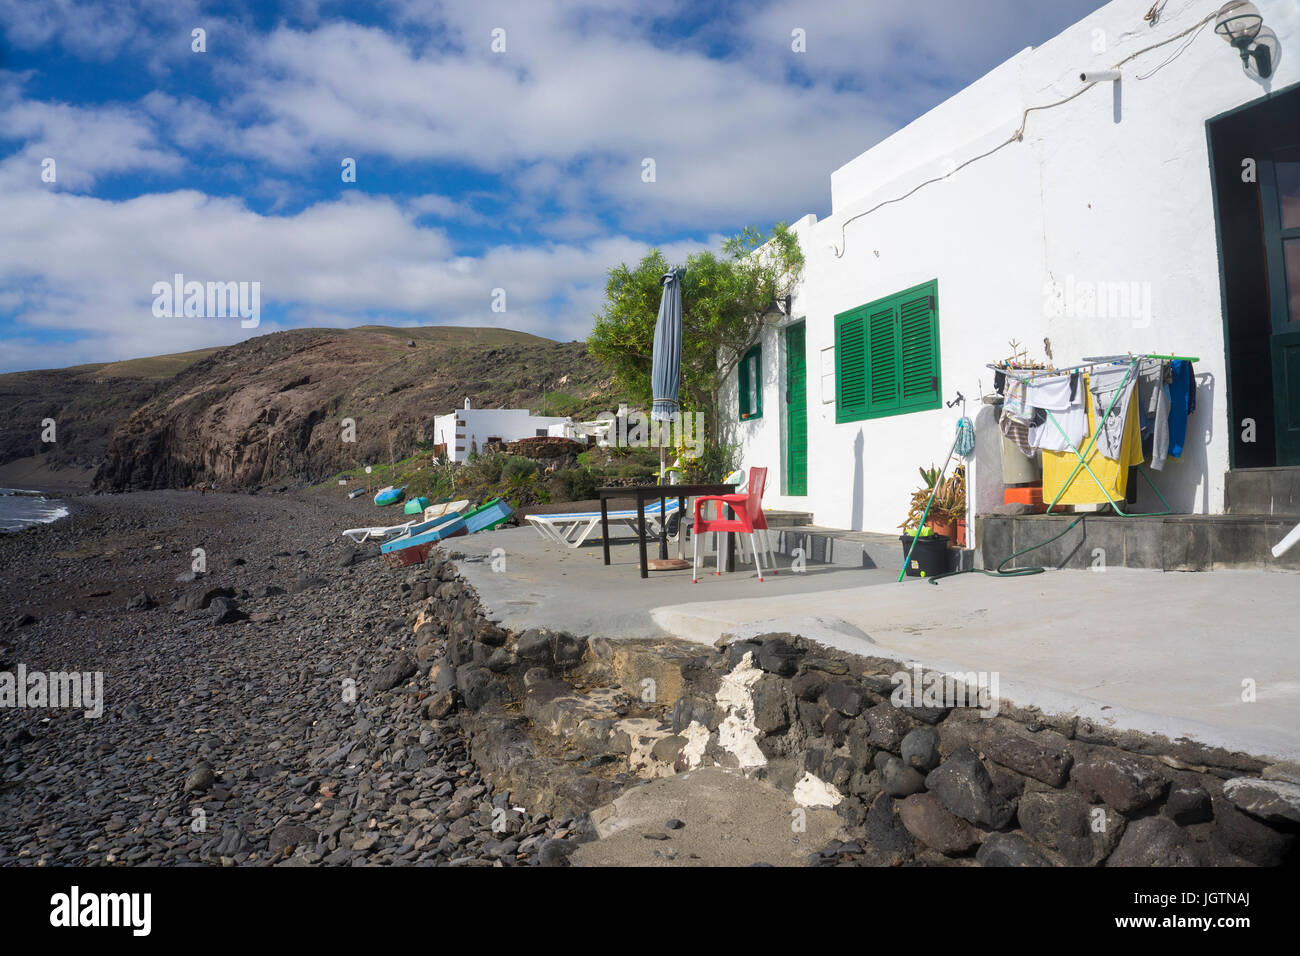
[454, 525, 1300, 762]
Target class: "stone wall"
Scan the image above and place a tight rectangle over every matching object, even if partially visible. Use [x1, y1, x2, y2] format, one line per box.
[413, 549, 1299, 866]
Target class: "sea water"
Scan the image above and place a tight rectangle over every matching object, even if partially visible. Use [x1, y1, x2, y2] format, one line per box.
[0, 489, 70, 532]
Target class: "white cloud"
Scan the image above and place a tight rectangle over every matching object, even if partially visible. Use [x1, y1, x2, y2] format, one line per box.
[0, 88, 183, 190]
[0, 183, 714, 368]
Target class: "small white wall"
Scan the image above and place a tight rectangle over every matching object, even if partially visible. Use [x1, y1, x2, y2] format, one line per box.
[723, 0, 1300, 533]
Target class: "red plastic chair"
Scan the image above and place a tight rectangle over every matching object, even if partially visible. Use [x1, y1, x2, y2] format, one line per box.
[692, 466, 770, 583]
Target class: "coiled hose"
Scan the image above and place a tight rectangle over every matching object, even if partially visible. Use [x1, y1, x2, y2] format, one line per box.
[926, 515, 1085, 584]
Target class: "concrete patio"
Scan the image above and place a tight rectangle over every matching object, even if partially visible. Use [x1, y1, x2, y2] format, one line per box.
[452, 525, 1300, 762]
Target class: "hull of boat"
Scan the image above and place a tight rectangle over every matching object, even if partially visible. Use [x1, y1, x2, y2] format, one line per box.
[380, 514, 467, 554]
[423, 499, 469, 521]
[374, 486, 405, 506]
[464, 498, 513, 533]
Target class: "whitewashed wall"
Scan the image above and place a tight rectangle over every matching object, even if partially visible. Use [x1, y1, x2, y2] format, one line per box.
[723, 0, 1300, 534]
[433, 409, 570, 463]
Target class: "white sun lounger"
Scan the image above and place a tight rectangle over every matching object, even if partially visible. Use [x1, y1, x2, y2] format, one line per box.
[341, 520, 417, 544]
[526, 498, 682, 549]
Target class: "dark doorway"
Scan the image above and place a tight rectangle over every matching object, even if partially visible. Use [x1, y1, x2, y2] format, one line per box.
[1209, 82, 1300, 467]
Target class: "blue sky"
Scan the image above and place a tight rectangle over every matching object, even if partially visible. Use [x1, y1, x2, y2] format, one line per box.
[0, 0, 1105, 372]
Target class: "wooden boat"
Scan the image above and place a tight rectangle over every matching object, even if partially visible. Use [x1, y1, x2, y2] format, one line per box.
[424, 498, 469, 521]
[403, 496, 431, 515]
[382, 541, 436, 567]
[380, 512, 467, 557]
[374, 486, 405, 506]
[463, 497, 513, 533]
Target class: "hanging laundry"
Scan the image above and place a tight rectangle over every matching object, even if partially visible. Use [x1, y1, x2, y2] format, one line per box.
[1088, 365, 1140, 461]
[1042, 372, 1145, 505]
[1026, 372, 1087, 452]
[1136, 360, 1171, 470]
[1168, 360, 1193, 458]
[999, 376, 1036, 458]
[1002, 376, 1031, 419]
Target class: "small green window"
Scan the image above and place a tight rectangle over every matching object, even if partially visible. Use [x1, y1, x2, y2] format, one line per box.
[738, 343, 763, 420]
[834, 280, 940, 423]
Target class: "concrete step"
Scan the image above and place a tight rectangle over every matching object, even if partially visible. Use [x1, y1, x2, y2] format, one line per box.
[763, 510, 813, 527]
[977, 512, 1300, 572]
[1225, 467, 1300, 516]
[769, 524, 975, 573]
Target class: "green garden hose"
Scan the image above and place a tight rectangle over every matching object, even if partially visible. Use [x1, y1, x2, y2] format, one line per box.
[926, 515, 1085, 584]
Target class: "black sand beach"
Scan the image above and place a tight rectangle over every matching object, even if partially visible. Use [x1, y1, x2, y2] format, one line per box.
[0, 490, 575, 865]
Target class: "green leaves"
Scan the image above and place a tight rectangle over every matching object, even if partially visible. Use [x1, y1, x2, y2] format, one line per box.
[587, 223, 804, 448]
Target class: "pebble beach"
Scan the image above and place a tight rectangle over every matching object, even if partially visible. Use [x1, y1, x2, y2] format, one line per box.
[0, 490, 578, 866]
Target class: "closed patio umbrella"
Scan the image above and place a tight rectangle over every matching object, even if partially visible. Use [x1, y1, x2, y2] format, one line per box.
[649, 267, 688, 569]
[651, 267, 685, 455]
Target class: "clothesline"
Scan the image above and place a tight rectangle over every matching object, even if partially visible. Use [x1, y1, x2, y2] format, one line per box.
[986, 352, 1200, 383]
[986, 351, 1200, 518]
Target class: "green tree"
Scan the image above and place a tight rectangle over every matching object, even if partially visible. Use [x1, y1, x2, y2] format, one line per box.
[587, 223, 803, 451]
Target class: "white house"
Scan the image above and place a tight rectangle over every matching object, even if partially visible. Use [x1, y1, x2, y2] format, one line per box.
[721, 0, 1299, 538]
[433, 399, 571, 463]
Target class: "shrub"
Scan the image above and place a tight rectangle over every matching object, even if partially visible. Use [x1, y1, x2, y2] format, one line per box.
[501, 455, 539, 482]
[681, 441, 738, 484]
[552, 467, 598, 502]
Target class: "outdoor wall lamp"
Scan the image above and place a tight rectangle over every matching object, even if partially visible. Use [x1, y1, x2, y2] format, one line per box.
[1215, 1, 1273, 78]
[761, 294, 791, 327]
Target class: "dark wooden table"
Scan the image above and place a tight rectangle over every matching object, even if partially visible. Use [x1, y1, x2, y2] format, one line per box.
[598, 483, 736, 579]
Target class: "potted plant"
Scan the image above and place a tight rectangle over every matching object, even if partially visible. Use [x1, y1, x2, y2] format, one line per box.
[926, 466, 967, 547]
[898, 465, 950, 576]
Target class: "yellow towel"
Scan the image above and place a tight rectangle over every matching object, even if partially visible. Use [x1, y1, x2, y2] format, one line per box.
[1042, 373, 1144, 505]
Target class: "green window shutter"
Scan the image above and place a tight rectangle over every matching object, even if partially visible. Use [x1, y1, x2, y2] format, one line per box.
[835, 307, 869, 422]
[898, 285, 940, 411]
[835, 280, 940, 422]
[867, 303, 900, 414]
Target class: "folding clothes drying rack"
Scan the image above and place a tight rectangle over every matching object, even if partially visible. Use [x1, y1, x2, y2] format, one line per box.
[988, 352, 1200, 517]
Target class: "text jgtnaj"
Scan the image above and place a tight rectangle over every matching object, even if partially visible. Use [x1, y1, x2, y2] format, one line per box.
[152, 273, 260, 328]
[0, 665, 103, 718]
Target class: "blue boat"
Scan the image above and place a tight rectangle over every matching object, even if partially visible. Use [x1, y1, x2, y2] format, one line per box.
[374, 486, 405, 506]
[380, 511, 466, 556]
[464, 497, 513, 533]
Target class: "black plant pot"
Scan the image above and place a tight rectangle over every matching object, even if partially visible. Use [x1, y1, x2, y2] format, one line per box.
[899, 533, 950, 577]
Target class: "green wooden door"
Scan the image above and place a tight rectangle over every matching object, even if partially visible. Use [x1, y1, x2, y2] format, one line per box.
[1261, 144, 1300, 465]
[785, 322, 808, 496]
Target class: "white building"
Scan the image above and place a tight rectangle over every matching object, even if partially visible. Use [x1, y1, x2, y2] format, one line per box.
[433, 399, 571, 463]
[721, 0, 1299, 538]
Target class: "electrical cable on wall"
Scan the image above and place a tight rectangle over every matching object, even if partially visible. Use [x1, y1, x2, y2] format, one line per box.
[830, 9, 1220, 258]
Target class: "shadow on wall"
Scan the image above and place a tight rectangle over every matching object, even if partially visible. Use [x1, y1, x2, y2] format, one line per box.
[1137, 372, 1214, 515]
[851, 428, 864, 531]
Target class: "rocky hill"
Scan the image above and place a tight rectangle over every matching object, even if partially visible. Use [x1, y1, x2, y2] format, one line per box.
[0, 348, 221, 484]
[0, 326, 619, 492]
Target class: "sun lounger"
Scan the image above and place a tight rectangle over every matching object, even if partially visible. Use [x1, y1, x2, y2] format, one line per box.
[341, 520, 417, 544]
[525, 498, 681, 549]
